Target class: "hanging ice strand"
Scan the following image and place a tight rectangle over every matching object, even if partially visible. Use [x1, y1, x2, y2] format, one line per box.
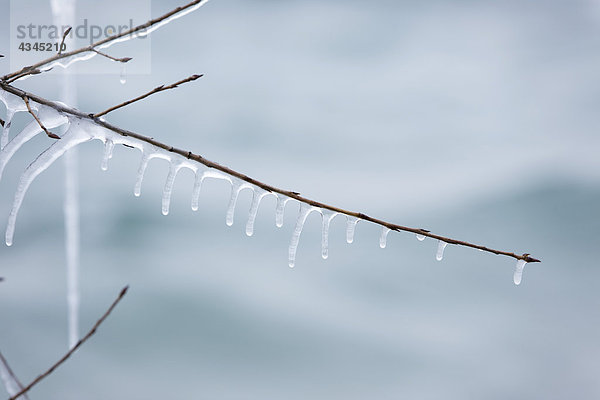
[119, 63, 127, 85]
[513, 259, 527, 285]
[321, 211, 336, 259]
[275, 194, 289, 228]
[288, 204, 314, 268]
[162, 161, 183, 215]
[134, 151, 151, 197]
[246, 188, 267, 236]
[380, 227, 391, 249]
[436, 240, 447, 261]
[346, 216, 359, 244]
[191, 168, 207, 211]
[100, 139, 114, 171]
[226, 179, 248, 226]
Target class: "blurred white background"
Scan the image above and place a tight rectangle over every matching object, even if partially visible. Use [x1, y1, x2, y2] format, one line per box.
[1, 0, 599, 399]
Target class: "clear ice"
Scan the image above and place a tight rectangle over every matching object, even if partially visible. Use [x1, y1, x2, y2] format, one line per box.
[346, 216, 359, 244]
[320, 211, 337, 259]
[380, 227, 391, 249]
[436, 240, 447, 261]
[288, 204, 317, 268]
[246, 188, 267, 236]
[513, 259, 527, 285]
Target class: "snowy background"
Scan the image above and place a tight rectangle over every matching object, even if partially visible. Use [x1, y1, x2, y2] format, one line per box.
[1, 0, 600, 399]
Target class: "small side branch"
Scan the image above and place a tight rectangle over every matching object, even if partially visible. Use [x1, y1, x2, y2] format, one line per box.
[8, 286, 129, 400]
[93, 74, 202, 118]
[57, 27, 72, 56]
[22, 96, 60, 140]
[91, 49, 132, 63]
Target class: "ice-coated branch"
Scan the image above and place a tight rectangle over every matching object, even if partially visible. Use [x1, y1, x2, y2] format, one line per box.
[7, 286, 129, 400]
[92, 74, 202, 118]
[1, 0, 210, 83]
[0, 351, 30, 400]
[0, 81, 541, 265]
[22, 96, 60, 140]
[91, 49, 132, 64]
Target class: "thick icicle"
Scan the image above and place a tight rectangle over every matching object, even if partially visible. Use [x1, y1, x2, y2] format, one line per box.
[246, 188, 267, 236]
[161, 161, 182, 215]
[226, 179, 249, 226]
[513, 259, 527, 285]
[191, 169, 206, 211]
[275, 194, 289, 228]
[100, 139, 114, 171]
[321, 211, 337, 259]
[0, 106, 68, 181]
[288, 204, 315, 268]
[416, 234, 426, 241]
[134, 152, 151, 197]
[6, 120, 91, 246]
[436, 240, 447, 261]
[346, 216, 359, 244]
[380, 227, 391, 249]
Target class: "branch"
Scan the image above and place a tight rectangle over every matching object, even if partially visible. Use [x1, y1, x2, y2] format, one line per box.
[57, 27, 72, 56]
[1, 0, 209, 83]
[0, 81, 540, 264]
[8, 286, 129, 400]
[91, 49, 132, 64]
[93, 74, 202, 118]
[0, 351, 29, 400]
[22, 96, 60, 140]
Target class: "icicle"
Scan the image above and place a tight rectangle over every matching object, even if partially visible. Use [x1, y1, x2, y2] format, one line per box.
[191, 169, 206, 211]
[436, 240, 447, 261]
[0, 352, 27, 399]
[0, 106, 68, 182]
[246, 188, 267, 236]
[380, 227, 391, 249]
[288, 204, 315, 268]
[6, 120, 91, 246]
[134, 152, 151, 197]
[119, 64, 127, 85]
[161, 161, 182, 215]
[346, 216, 359, 244]
[226, 179, 246, 226]
[513, 259, 527, 285]
[1, 109, 15, 151]
[100, 139, 114, 171]
[416, 233, 426, 241]
[321, 211, 337, 259]
[275, 194, 289, 228]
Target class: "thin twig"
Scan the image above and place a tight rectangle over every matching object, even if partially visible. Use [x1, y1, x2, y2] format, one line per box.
[1, 0, 209, 83]
[57, 27, 72, 56]
[0, 351, 30, 400]
[22, 96, 60, 140]
[93, 74, 201, 118]
[91, 49, 132, 63]
[0, 81, 540, 264]
[0, 118, 4, 127]
[8, 286, 129, 400]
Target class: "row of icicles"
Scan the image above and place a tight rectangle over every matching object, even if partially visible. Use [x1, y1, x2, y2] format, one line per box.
[0, 88, 527, 284]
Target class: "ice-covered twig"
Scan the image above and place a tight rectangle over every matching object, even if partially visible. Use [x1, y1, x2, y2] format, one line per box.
[0, 351, 30, 400]
[1, 0, 210, 83]
[93, 74, 202, 118]
[0, 81, 540, 264]
[91, 49, 132, 64]
[57, 27, 72, 56]
[22, 96, 60, 140]
[7, 286, 129, 400]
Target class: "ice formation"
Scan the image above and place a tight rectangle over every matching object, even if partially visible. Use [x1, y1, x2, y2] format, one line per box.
[0, 86, 529, 282]
[513, 259, 527, 285]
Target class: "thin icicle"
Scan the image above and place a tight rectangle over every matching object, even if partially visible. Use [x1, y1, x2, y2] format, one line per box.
[119, 64, 127, 85]
[0, 106, 68, 181]
[161, 161, 182, 215]
[416, 233, 426, 241]
[191, 169, 206, 211]
[0, 352, 29, 400]
[275, 194, 290, 228]
[436, 240, 447, 261]
[226, 179, 247, 226]
[134, 152, 151, 197]
[321, 211, 337, 259]
[246, 188, 267, 236]
[346, 216, 359, 244]
[380, 227, 391, 249]
[6, 120, 91, 246]
[100, 139, 114, 171]
[288, 204, 315, 268]
[514, 259, 527, 285]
